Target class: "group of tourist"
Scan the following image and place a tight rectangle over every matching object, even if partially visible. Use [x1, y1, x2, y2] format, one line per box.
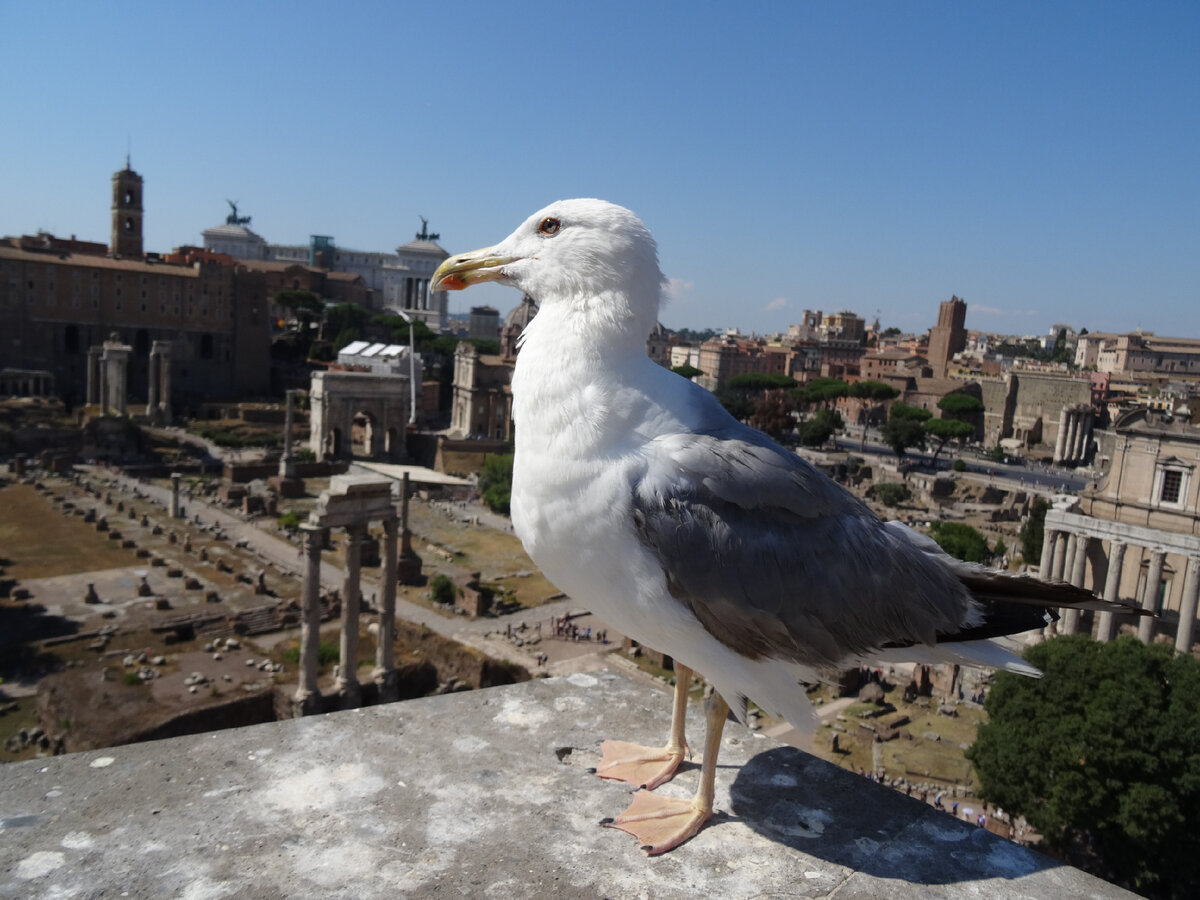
[547, 616, 608, 645]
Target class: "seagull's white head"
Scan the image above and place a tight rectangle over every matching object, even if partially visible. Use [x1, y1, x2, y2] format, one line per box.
[432, 199, 665, 342]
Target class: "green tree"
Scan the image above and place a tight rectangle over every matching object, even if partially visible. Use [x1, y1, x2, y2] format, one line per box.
[321, 302, 371, 347]
[870, 482, 911, 507]
[797, 377, 848, 408]
[924, 418, 976, 465]
[273, 289, 323, 333]
[718, 373, 795, 424]
[726, 372, 797, 391]
[936, 392, 985, 418]
[795, 407, 843, 447]
[848, 380, 901, 450]
[478, 453, 514, 515]
[1018, 497, 1051, 565]
[881, 404, 931, 459]
[749, 391, 798, 440]
[967, 636, 1200, 897]
[715, 390, 754, 422]
[430, 573, 457, 606]
[927, 521, 991, 563]
[671, 364, 703, 380]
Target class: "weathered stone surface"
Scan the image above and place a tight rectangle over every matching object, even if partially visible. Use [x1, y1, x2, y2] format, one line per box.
[0, 672, 1130, 899]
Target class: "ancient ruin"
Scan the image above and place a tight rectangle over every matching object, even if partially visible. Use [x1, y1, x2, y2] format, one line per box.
[293, 475, 398, 715]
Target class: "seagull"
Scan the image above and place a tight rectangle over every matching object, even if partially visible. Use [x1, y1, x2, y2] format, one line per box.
[431, 199, 1135, 855]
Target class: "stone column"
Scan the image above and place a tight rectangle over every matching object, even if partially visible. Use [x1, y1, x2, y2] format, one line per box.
[1054, 532, 1073, 583]
[1174, 556, 1200, 654]
[169, 472, 182, 519]
[1096, 541, 1127, 642]
[103, 343, 130, 416]
[1053, 408, 1069, 463]
[1138, 549, 1166, 643]
[280, 389, 297, 479]
[1062, 536, 1090, 635]
[293, 524, 327, 716]
[1042, 531, 1067, 637]
[1038, 527, 1056, 580]
[1075, 411, 1092, 464]
[157, 342, 172, 421]
[1064, 410, 1081, 465]
[86, 346, 102, 405]
[337, 524, 364, 707]
[374, 516, 399, 702]
[147, 349, 160, 417]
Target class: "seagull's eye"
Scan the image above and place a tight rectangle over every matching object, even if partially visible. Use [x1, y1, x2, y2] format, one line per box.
[538, 217, 561, 236]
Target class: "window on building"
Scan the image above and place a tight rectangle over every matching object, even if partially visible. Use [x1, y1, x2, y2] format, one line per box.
[1161, 470, 1183, 504]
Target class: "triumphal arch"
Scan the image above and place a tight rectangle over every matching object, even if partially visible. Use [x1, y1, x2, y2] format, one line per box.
[308, 369, 410, 462]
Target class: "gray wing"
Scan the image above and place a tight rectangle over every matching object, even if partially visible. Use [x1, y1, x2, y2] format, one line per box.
[631, 426, 974, 670]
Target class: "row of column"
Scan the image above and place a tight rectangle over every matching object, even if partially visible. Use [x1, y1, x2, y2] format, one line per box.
[86, 340, 133, 415]
[85, 339, 172, 420]
[402, 277, 432, 311]
[0, 370, 54, 396]
[1052, 406, 1093, 465]
[1040, 528, 1200, 652]
[294, 517, 398, 715]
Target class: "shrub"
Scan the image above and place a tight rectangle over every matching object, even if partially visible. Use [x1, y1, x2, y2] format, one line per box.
[927, 521, 991, 563]
[478, 454, 514, 516]
[281, 641, 339, 666]
[870, 482, 911, 507]
[430, 574, 457, 606]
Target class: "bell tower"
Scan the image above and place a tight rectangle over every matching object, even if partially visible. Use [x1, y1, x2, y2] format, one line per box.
[111, 157, 144, 258]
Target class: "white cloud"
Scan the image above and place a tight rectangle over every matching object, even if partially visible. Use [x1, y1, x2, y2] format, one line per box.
[972, 304, 1005, 315]
[765, 297, 788, 312]
[663, 277, 694, 305]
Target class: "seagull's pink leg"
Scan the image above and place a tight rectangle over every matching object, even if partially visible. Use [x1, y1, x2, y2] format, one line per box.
[606, 689, 730, 855]
[595, 664, 692, 790]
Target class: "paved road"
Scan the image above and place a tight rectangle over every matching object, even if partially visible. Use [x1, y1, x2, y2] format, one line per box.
[830, 433, 1092, 493]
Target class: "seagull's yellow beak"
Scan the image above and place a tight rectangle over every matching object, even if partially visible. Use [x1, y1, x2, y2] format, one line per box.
[430, 247, 519, 292]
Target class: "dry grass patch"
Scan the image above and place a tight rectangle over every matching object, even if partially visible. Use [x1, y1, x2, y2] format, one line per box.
[0, 483, 138, 579]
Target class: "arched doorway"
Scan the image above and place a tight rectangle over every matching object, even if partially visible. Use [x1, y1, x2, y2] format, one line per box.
[352, 411, 377, 458]
[326, 427, 342, 459]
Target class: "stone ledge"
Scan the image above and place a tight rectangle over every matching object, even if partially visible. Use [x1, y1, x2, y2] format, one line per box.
[0, 671, 1130, 899]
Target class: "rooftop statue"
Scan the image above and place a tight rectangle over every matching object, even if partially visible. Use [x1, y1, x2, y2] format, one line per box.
[225, 200, 252, 227]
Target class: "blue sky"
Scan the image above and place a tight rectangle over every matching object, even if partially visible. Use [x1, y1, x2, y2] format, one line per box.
[3, 2, 1197, 338]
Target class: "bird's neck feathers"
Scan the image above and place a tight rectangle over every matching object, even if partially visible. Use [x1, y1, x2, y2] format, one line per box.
[519, 282, 659, 365]
[510, 295, 662, 447]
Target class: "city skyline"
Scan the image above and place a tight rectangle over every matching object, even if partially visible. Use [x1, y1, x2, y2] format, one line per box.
[2, 2, 1197, 338]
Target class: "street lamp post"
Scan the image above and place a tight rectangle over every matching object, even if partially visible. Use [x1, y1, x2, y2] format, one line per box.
[393, 308, 418, 425]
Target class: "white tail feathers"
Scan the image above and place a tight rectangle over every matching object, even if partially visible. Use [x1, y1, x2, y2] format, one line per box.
[860, 637, 1043, 678]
